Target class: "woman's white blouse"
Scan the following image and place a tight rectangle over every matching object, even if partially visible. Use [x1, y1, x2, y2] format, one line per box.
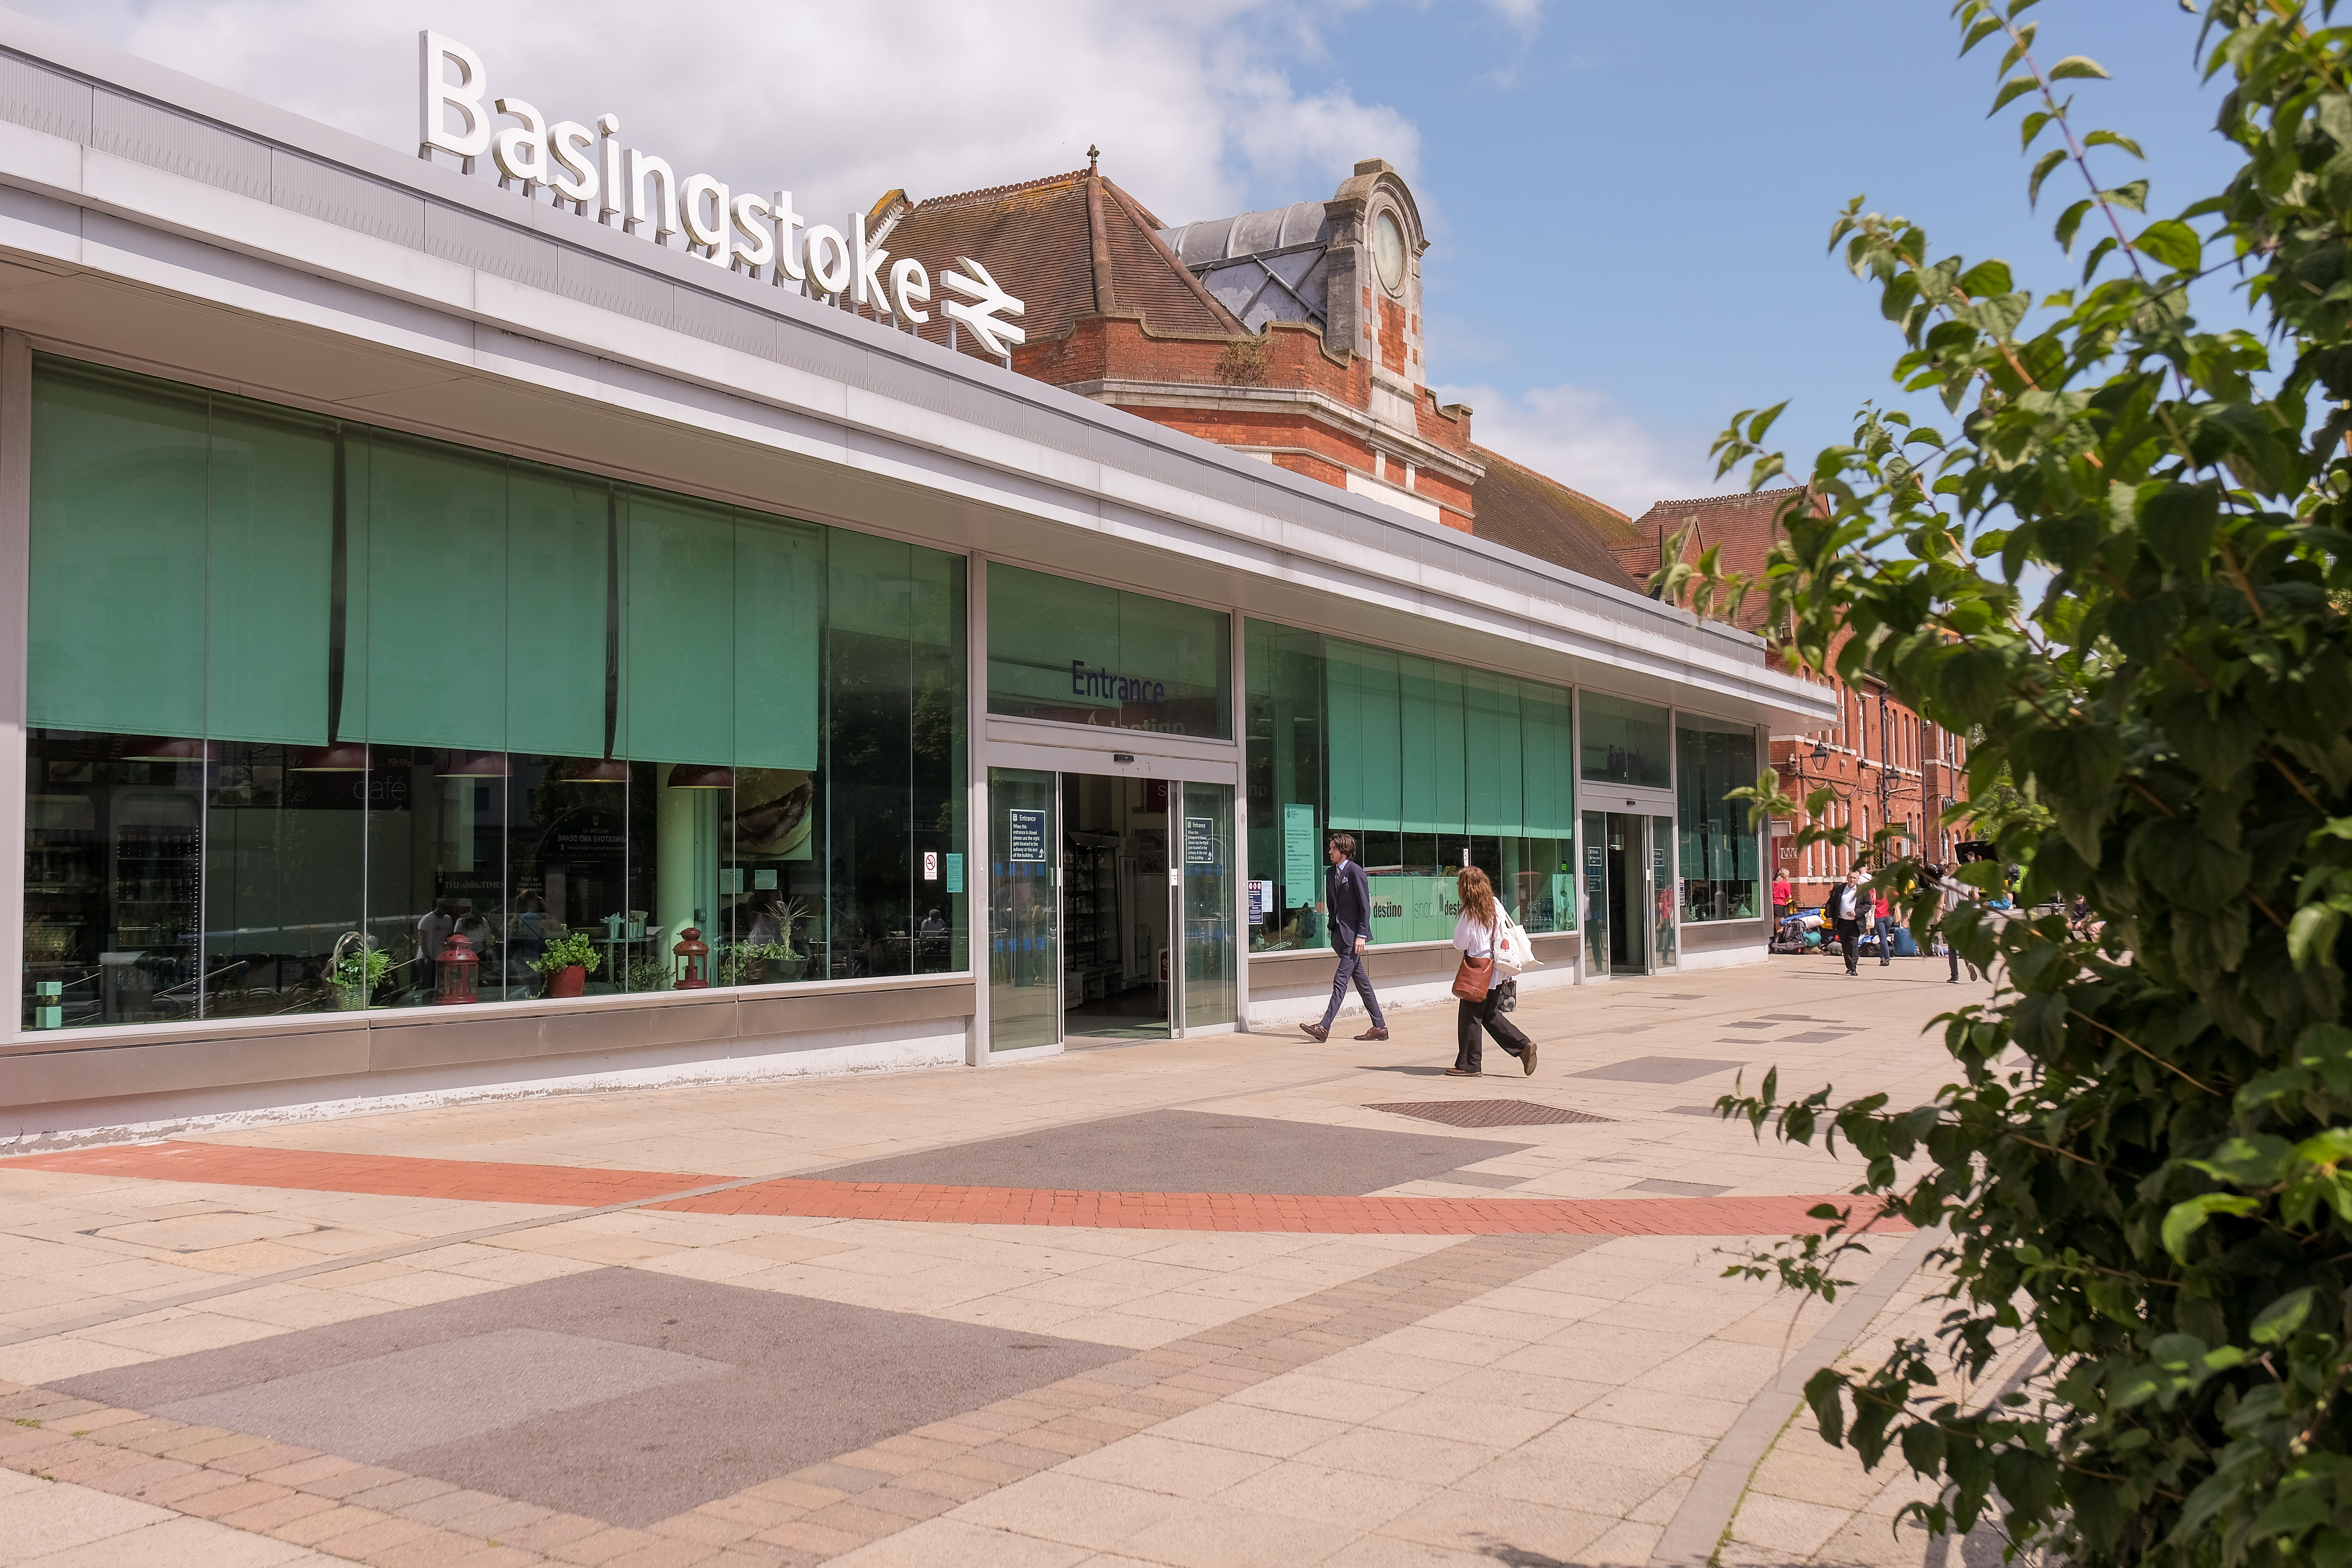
[1453, 913, 1497, 957]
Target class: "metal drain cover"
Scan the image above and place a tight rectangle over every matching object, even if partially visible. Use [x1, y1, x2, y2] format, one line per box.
[1366, 1100, 1612, 1129]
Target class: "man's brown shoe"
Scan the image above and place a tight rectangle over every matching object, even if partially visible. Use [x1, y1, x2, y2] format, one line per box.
[1444, 1066, 1480, 1077]
[1301, 1022, 1330, 1042]
[1521, 1041, 1538, 1075]
[1354, 1027, 1388, 1042]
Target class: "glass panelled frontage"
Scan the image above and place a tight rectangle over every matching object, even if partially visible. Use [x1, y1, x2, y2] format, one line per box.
[1181, 782, 1235, 1030]
[23, 356, 965, 1030]
[987, 768, 1058, 1051]
[1580, 692, 1671, 791]
[985, 564, 1231, 739]
[1243, 620, 1575, 953]
[1676, 714, 1762, 923]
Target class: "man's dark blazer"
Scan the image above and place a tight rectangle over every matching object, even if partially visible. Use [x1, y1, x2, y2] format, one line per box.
[1326, 858, 1372, 955]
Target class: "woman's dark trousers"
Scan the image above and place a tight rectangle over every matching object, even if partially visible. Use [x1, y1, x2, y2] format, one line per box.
[1455, 991, 1530, 1073]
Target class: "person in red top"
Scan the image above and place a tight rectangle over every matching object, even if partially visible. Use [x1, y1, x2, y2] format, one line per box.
[1871, 885, 1894, 967]
[1770, 872, 1793, 951]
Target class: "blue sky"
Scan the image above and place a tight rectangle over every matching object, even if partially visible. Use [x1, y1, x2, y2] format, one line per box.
[1283, 0, 2247, 509]
[24, 0, 2251, 514]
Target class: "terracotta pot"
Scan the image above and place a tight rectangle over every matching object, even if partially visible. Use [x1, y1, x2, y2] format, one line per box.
[546, 964, 586, 998]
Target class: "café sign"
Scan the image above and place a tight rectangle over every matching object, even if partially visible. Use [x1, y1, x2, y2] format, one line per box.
[417, 32, 1027, 356]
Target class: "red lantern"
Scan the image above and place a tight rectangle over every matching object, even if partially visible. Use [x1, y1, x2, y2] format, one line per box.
[673, 926, 710, 990]
[434, 931, 480, 1005]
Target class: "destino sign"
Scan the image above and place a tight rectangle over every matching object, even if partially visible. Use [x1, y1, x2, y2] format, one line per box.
[417, 32, 1026, 356]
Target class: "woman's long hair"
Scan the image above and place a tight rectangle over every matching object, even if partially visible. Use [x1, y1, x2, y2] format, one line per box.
[1457, 866, 1498, 929]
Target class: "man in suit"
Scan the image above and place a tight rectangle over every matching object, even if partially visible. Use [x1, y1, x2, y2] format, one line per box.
[1303, 833, 1387, 1042]
[1829, 868, 1868, 976]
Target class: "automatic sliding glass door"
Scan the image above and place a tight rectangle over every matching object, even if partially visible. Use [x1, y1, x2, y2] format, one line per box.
[1181, 782, 1235, 1031]
[987, 768, 1058, 1052]
[1060, 773, 1173, 1041]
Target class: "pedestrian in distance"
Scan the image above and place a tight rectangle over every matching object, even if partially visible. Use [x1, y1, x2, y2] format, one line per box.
[1447, 866, 1534, 1077]
[1301, 832, 1387, 1043]
[1771, 869, 1792, 951]
[1872, 883, 1894, 967]
[1936, 867, 1981, 984]
[1828, 869, 1867, 976]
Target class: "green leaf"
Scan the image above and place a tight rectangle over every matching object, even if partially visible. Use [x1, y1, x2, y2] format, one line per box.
[2161, 1192, 2260, 1261]
[2055, 197, 2095, 252]
[2019, 108, 2052, 150]
[2134, 219, 2202, 271]
[2136, 481, 2221, 572]
[2250, 1286, 2314, 1344]
[2028, 148, 2069, 207]
[1991, 74, 2041, 115]
[2047, 55, 2110, 81]
[2083, 129, 2144, 159]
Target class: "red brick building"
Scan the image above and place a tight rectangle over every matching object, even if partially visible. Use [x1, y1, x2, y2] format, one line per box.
[860, 156, 1641, 573]
[1622, 490, 1972, 906]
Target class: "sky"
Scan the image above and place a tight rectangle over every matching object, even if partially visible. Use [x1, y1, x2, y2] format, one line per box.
[9, 0, 2249, 516]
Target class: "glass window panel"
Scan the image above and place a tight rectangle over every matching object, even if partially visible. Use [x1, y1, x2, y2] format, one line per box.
[1326, 642, 1400, 833]
[363, 434, 508, 752]
[1580, 691, 1671, 789]
[1398, 657, 1464, 835]
[1181, 782, 1235, 1029]
[506, 465, 611, 760]
[203, 741, 368, 1019]
[987, 766, 1058, 1051]
[206, 401, 336, 746]
[29, 361, 207, 737]
[826, 530, 915, 979]
[1677, 714, 1760, 922]
[734, 510, 824, 771]
[1519, 682, 1575, 837]
[1245, 621, 1325, 953]
[906, 548, 967, 975]
[622, 488, 734, 765]
[1465, 669, 1523, 836]
[985, 563, 1229, 739]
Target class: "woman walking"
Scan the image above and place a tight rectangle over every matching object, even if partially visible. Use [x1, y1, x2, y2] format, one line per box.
[1448, 867, 1536, 1078]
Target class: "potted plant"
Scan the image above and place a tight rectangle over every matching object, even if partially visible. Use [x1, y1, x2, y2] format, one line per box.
[530, 931, 602, 998]
[328, 933, 388, 1010]
[722, 939, 806, 985]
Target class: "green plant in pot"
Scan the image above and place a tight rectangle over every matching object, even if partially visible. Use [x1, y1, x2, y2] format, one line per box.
[721, 940, 805, 986]
[327, 933, 388, 1011]
[529, 931, 602, 998]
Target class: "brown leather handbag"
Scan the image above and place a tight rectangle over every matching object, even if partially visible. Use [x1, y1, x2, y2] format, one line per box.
[1451, 949, 1495, 1002]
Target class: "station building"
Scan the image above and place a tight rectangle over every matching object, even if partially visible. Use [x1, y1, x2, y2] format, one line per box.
[0, 18, 1832, 1144]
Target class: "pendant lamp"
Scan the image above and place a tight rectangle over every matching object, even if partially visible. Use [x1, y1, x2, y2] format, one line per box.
[557, 757, 631, 784]
[666, 764, 734, 790]
[436, 751, 511, 779]
[121, 737, 215, 763]
[290, 743, 371, 772]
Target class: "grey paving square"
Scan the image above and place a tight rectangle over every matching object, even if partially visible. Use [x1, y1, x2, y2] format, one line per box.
[1780, 1031, 1848, 1043]
[151, 1328, 726, 1462]
[56, 1267, 1126, 1528]
[1629, 1178, 1733, 1197]
[1667, 1105, 1728, 1116]
[1429, 1169, 1528, 1190]
[814, 1107, 1530, 1194]
[1568, 1056, 1748, 1084]
[1722, 1021, 1779, 1031]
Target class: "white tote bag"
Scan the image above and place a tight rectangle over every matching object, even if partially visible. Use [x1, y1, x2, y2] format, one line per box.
[1494, 911, 1543, 976]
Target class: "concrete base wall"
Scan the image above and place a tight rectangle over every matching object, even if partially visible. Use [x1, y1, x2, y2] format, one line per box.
[0, 976, 974, 1152]
[1675, 919, 1771, 972]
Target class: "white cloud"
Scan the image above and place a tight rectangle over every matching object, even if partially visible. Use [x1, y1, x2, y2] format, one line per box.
[11, 0, 1418, 229]
[1440, 381, 1739, 517]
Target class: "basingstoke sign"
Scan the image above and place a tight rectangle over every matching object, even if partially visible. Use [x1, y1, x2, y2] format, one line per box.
[417, 32, 1026, 356]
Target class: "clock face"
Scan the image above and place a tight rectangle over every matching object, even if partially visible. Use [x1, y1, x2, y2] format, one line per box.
[1374, 210, 1406, 293]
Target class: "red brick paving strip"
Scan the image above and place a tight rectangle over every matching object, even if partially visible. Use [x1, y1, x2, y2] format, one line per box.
[1, 1140, 1891, 1236]
[0, 1232, 1614, 1566]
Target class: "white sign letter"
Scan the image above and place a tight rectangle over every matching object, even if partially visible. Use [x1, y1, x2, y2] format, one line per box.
[940, 256, 1026, 357]
[802, 224, 851, 296]
[849, 211, 889, 310]
[597, 115, 623, 224]
[770, 192, 805, 284]
[730, 192, 775, 271]
[680, 174, 730, 262]
[418, 31, 490, 159]
[888, 257, 930, 324]
[490, 97, 547, 187]
[547, 120, 597, 204]
[626, 149, 679, 241]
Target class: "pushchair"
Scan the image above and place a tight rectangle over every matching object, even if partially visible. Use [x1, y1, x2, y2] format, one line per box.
[1770, 908, 1822, 954]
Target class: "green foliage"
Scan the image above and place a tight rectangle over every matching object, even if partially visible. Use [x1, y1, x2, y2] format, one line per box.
[1673, 4, 2352, 1563]
[530, 931, 602, 976]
